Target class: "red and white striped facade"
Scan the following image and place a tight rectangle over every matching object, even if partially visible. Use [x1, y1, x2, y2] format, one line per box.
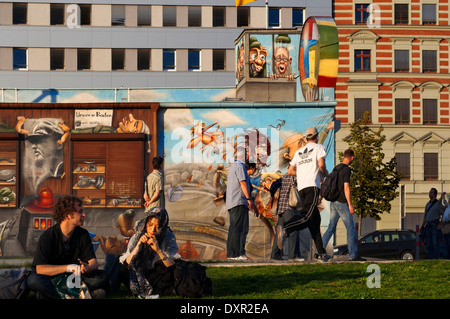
[333, 0, 450, 233]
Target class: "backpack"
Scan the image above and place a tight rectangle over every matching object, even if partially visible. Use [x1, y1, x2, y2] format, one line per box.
[173, 260, 213, 298]
[320, 165, 345, 202]
[0, 268, 31, 299]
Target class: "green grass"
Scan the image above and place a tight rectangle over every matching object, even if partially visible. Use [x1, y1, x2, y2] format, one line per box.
[203, 260, 450, 299]
[7, 260, 448, 299]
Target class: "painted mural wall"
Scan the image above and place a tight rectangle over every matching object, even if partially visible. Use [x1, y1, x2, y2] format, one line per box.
[0, 104, 158, 259]
[160, 106, 336, 259]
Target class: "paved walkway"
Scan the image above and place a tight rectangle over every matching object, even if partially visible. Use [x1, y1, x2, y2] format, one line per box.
[0, 255, 400, 269]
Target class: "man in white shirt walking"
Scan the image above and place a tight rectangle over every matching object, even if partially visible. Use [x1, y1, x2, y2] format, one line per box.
[284, 127, 330, 261]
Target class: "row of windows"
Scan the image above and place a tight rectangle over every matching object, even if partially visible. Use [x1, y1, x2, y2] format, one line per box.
[355, 3, 438, 25]
[11, 48, 228, 71]
[354, 49, 438, 73]
[355, 98, 441, 125]
[9, 3, 304, 28]
[396, 152, 438, 181]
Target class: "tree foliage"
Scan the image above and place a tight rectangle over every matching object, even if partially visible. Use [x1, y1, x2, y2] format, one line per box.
[341, 112, 402, 235]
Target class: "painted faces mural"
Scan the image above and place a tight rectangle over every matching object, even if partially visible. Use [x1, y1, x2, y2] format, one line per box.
[235, 18, 339, 101]
[236, 38, 245, 84]
[16, 117, 70, 193]
[161, 107, 335, 259]
[248, 36, 268, 78]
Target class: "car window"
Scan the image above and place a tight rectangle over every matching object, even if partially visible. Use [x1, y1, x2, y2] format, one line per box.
[391, 233, 400, 241]
[361, 233, 380, 243]
[401, 232, 415, 240]
[382, 234, 390, 242]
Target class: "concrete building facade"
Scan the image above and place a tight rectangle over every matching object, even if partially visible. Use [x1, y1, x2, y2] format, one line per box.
[0, 0, 332, 89]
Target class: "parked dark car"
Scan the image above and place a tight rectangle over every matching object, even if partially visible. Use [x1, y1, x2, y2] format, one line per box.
[333, 229, 428, 260]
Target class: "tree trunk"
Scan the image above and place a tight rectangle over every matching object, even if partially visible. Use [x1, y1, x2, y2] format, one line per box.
[358, 214, 362, 237]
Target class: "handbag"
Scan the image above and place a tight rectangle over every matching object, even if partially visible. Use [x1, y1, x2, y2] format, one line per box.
[288, 179, 301, 209]
[441, 221, 450, 235]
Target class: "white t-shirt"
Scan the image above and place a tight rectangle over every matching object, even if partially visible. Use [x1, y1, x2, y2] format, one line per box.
[290, 142, 327, 191]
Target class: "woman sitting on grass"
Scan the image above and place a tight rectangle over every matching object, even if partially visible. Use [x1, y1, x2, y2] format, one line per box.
[120, 207, 212, 299]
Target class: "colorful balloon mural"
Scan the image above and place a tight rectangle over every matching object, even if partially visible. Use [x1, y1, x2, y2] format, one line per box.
[299, 17, 339, 101]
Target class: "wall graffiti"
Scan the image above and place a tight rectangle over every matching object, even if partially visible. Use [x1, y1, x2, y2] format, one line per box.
[161, 106, 336, 259]
[16, 117, 70, 193]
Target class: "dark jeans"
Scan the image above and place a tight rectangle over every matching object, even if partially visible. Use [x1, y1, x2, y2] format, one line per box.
[425, 220, 441, 259]
[227, 205, 249, 258]
[27, 269, 109, 299]
[283, 186, 326, 255]
[271, 208, 301, 260]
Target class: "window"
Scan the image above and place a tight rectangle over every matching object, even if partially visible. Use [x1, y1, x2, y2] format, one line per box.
[422, 50, 437, 72]
[13, 3, 27, 25]
[13, 48, 27, 70]
[137, 49, 150, 70]
[424, 153, 438, 180]
[355, 4, 369, 24]
[188, 50, 200, 71]
[237, 7, 250, 27]
[395, 4, 408, 24]
[163, 6, 177, 27]
[422, 4, 436, 25]
[79, 5, 91, 25]
[213, 50, 226, 71]
[111, 5, 125, 26]
[163, 49, 176, 70]
[395, 50, 409, 72]
[188, 7, 201, 27]
[213, 7, 226, 27]
[395, 153, 410, 180]
[77, 49, 91, 70]
[112, 49, 125, 70]
[50, 48, 65, 70]
[354, 98, 371, 121]
[354, 50, 371, 71]
[50, 4, 65, 25]
[423, 99, 438, 124]
[138, 6, 151, 26]
[268, 8, 280, 28]
[395, 99, 410, 124]
[72, 139, 145, 208]
[292, 8, 304, 27]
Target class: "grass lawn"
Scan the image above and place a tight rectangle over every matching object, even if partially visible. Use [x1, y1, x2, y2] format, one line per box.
[204, 260, 449, 299]
[107, 260, 449, 300]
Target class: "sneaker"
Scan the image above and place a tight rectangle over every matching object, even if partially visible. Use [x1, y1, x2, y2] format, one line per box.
[349, 256, 366, 262]
[290, 258, 305, 262]
[227, 256, 241, 260]
[317, 253, 332, 263]
[138, 293, 159, 299]
[238, 255, 252, 260]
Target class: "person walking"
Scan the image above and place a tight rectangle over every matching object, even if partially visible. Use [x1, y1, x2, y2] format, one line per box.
[144, 156, 164, 213]
[225, 146, 254, 260]
[269, 173, 303, 261]
[421, 188, 445, 259]
[321, 149, 365, 261]
[283, 127, 330, 262]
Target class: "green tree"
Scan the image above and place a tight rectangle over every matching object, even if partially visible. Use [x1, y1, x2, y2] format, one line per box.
[341, 112, 402, 236]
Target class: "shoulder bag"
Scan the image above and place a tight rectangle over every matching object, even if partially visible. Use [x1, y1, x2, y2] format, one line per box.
[288, 179, 301, 209]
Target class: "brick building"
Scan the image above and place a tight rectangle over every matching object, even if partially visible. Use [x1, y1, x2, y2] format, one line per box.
[333, 0, 450, 237]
